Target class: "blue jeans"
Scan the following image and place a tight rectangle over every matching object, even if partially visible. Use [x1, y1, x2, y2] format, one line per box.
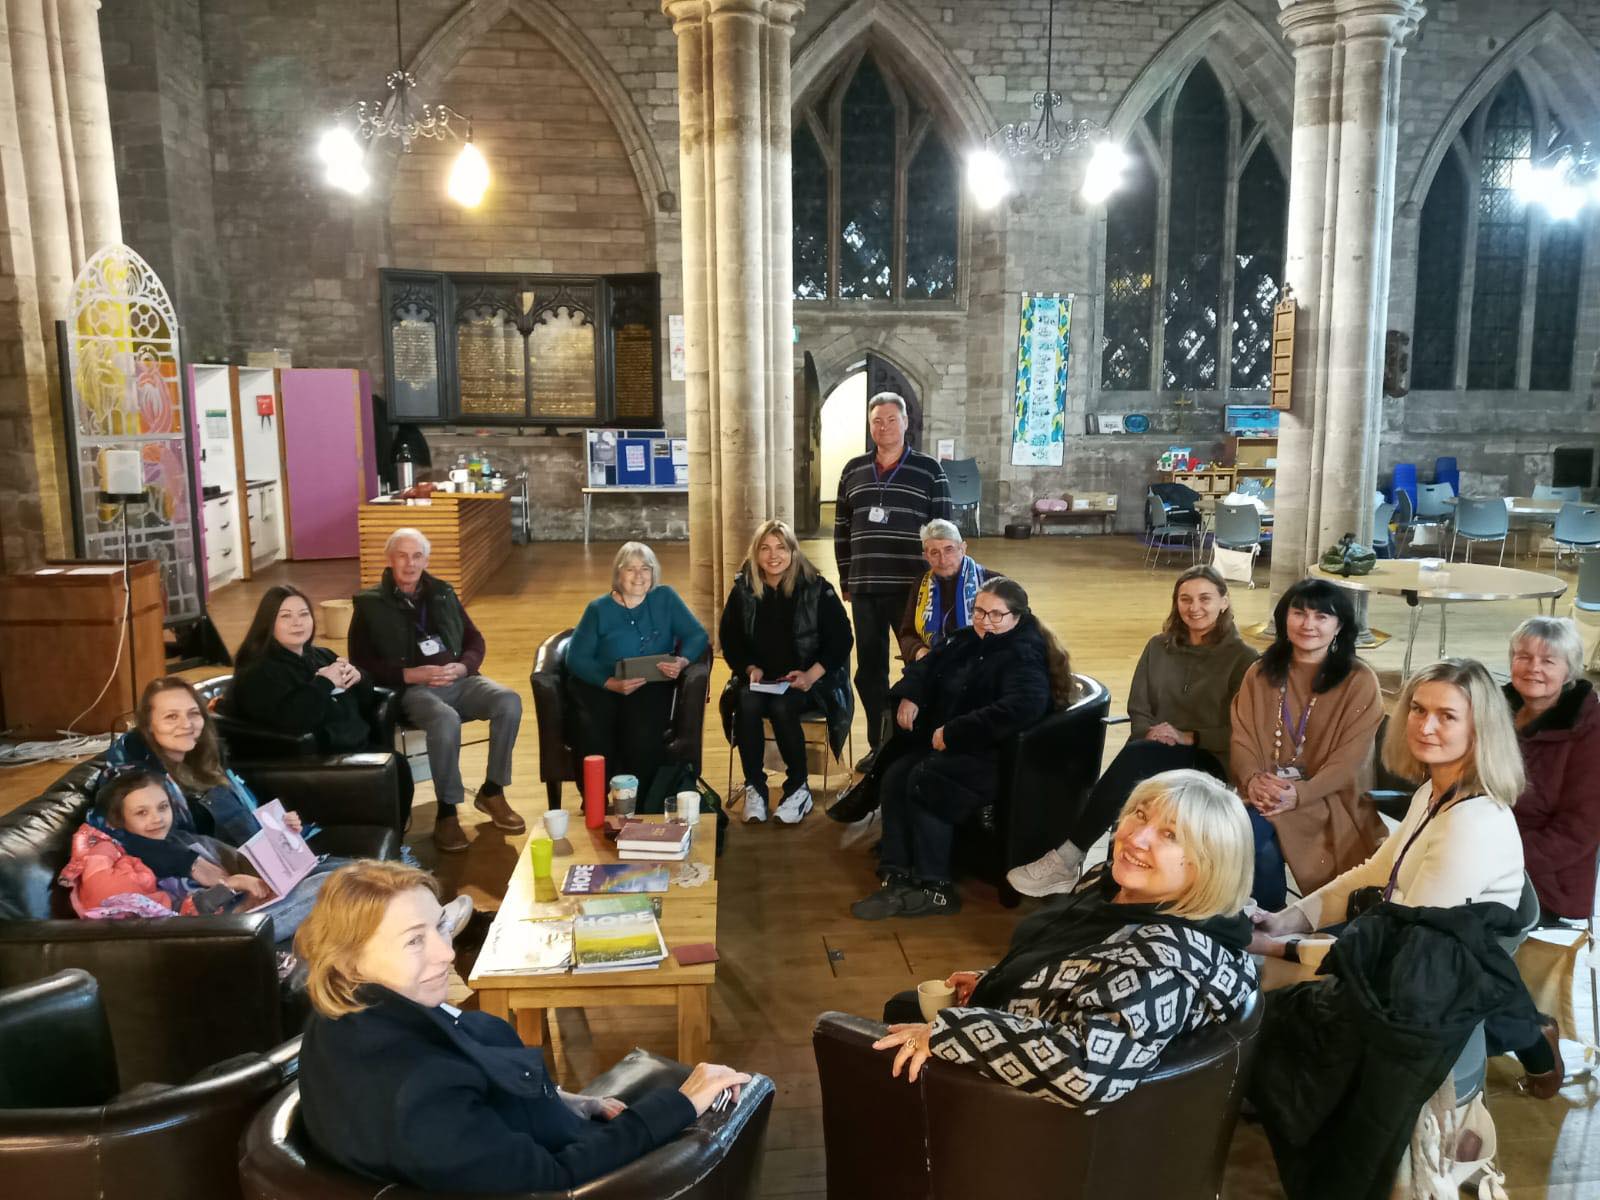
[1249, 807, 1289, 910]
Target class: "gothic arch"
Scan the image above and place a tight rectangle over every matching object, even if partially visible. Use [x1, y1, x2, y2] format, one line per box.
[364, 0, 670, 220]
[808, 328, 940, 408]
[791, 0, 996, 149]
[1403, 11, 1600, 209]
[1109, 0, 1293, 167]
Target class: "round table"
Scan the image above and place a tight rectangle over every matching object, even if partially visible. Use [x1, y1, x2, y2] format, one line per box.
[1443, 496, 1565, 519]
[1313, 560, 1567, 676]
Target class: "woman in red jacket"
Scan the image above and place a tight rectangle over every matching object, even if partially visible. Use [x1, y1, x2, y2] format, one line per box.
[1506, 616, 1600, 920]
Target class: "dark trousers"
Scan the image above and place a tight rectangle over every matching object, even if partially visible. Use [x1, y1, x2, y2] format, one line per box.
[883, 989, 924, 1024]
[733, 684, 818, 796]
[877, 741, 996, 885]
[850, 587, 910, 750]
[567, 676, 679, 795]
[1250, 807, 1289, 910]
[1066, 741, 1228, 855]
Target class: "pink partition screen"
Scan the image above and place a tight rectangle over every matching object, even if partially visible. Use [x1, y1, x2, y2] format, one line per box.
[279, 369, 376, 560]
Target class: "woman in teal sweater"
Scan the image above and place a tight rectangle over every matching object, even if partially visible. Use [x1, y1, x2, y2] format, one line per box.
[565, 542, 709, 794]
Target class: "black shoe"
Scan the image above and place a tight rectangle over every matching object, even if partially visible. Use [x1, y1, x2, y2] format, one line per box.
[899, 882, 961, 917]
[854, 748, 879, 774]
[851, 879, 914, 921]
[828, 774, 880, 824]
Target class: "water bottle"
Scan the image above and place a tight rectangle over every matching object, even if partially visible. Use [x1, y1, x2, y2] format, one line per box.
[395, 442, 415, 491]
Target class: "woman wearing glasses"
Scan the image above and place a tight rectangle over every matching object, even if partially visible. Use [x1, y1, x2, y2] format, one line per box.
[851, 578, 1074, 919]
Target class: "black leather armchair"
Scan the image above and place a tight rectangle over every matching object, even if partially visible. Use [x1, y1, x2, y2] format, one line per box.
[530, 629, 713, 810]
[0, 968, 299, 1200]
[194, 673, 400, 760]
[239, 1048, 775, 1199]
[0, 755, 401, 1082]
[813, 996, 1260, 1200]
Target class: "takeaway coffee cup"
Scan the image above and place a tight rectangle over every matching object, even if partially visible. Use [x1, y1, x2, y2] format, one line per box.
[676, 790, 702, 826]
[543, 810, 570, 840]
[917, 979, 956, 1022]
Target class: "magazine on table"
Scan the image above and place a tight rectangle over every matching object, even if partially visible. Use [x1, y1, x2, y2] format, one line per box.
[578, 894, 664, 919]
[561, 863, 672, 895]
[238, 800, 317, 902]
[474, 914, 573, 977]
[572, 910, 668, 973]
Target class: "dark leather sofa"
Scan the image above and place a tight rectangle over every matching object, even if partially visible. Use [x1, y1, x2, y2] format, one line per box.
[0, 753, 401, 1084]
[0, 967, 300, 1200]
[813, 996, 1261, 1200]
[530, 629, 713, 810]
[240, 1048, 775, 1199]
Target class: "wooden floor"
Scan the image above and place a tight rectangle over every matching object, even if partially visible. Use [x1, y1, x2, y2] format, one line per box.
[2, 532, 1597, 1198]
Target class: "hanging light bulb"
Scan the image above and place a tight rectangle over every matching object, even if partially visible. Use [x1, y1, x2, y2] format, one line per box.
[966, 146, 1012, 212]
[1544, 177, 1588, 221]
[317, 125, 361, 167]
[1081, 141, 1131, 206]
[447, 135, 490, 208]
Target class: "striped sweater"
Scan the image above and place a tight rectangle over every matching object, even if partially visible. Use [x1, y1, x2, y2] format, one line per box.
[832, 448, 951, 594]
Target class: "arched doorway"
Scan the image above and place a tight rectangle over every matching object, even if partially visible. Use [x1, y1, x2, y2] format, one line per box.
[819, 371, 866, 531]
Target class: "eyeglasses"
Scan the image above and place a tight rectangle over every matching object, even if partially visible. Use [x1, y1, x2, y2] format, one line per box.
[971, 605, 1014, 625]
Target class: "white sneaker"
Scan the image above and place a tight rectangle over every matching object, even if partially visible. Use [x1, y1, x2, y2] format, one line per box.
[740, 786, 768, 823]
[839, 808, 881, 850]
[775, 785, 814, 825]
[1006, 849, 1081, 898]
[441, 894, 474, 938]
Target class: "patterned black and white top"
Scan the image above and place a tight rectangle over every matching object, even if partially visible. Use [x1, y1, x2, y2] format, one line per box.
[833, 448, 951, 595]
[927, 879, 1258, 1111]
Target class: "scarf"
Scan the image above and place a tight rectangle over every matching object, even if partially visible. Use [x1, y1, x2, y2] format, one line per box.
[914, 557, 982, 650]
[969, 864, 1253, 1010]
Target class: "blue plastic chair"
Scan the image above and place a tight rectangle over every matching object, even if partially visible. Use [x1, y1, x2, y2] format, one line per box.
[1433, 456, 1460, 496]
[1577, 552, 1600, 613]
[1542, 503, 1600, 568]
[1450, 498, 1509, 565]
[1534, 484, 1583, 502]
[1372, 501, 1396, 558]
[1390, 463, 1419, 510]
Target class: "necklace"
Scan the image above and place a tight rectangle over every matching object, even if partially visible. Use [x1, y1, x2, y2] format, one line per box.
[1273, 682, 1316, 765]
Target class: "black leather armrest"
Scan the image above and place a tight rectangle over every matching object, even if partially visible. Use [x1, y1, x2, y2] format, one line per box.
[367, 686, 399, 750]
[213, 715, 319, 759]
[234, 754, 402, 835]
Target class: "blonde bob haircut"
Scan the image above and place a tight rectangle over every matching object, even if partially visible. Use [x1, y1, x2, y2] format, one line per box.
[1117, 770, 1254, 920]
[294, 860, 442, 1019]
[744, 518, 818, 599]
[612, 541, 662, 593]
[1383, 658, 1526, 807]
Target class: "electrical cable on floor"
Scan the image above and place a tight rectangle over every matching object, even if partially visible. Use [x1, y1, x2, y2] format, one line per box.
[62, 499, 136, 737]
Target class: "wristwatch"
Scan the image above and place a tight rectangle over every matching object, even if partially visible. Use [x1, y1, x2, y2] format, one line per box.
[1283, 938, 1302, 963]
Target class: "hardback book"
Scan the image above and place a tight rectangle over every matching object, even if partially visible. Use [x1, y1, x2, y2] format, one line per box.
[572, 910, 668, 973]
[472, 917, 572, 977]
[561, 863, 671, 895]
[618, 844, 692, 862]
[616, 821, 690, 853]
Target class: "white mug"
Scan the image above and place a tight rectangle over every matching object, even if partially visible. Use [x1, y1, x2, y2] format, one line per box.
[543, 810, 570, 839]
[676, 790, 702, 826]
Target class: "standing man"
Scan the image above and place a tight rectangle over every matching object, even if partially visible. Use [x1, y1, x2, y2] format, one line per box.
[895, 518, 993, 664]
[349, 527, 525, 854]
[833, 392, 951, 771]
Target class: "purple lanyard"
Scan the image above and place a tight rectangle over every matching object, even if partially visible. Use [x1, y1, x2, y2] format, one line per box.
[1279, 690, 1313, 761]
[872, 453, 907, 506]
[1381, 784, 1461, 901]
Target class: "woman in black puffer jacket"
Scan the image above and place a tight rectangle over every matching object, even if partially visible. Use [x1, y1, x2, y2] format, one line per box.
[851, 577, 1073, 919]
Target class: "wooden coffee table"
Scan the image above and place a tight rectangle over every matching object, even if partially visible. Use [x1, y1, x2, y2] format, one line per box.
[469, 812, 718, 1064]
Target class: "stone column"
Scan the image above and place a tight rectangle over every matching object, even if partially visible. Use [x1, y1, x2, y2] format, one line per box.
[1269, 0, 1423, 601]
[664, 0, 800, 631]
[0, 0, 123, 568]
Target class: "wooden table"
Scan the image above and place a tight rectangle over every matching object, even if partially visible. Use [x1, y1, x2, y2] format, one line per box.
[469, 811, 718, 1065]
[358, 492, 511, 603]
[1314, 560, 1567, 676]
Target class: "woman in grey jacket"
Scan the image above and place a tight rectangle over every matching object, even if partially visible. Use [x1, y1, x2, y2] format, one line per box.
[1009, 564, 1258, 897]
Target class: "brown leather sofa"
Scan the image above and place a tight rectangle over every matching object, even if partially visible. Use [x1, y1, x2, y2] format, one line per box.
[530, 629, 713, 810]
[0, 754, 401, 1083]
[0, 968, 299, 1200]
[240, 1048, 775, 1199]
[812, 997, 1261, 1200]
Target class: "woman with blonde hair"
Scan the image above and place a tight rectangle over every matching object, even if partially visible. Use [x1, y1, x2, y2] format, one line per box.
[718, 519, 853, 823]
[871, 770, 1258, 1109]
[566, 541, 709, 795]
[295, 860, 749, 1192]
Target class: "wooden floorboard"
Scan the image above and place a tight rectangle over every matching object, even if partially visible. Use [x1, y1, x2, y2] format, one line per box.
[2, 532, 1594, 1198]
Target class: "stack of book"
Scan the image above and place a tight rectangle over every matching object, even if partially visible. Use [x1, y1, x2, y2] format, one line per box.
[572, 909, 668, 973]
[616, 819, 692, 862]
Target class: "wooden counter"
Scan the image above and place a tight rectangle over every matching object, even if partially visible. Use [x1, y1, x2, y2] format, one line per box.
[359, 493, 512, 603]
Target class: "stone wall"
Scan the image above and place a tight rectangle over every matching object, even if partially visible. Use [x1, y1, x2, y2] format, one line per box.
[84, 0, 1600, 544]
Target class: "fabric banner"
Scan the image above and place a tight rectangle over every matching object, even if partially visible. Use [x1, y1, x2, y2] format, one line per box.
[1012, 293, 1071, 467]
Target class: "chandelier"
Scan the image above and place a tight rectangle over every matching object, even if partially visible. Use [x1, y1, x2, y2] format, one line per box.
[966, 0, 1124, 210]
[317, 0, 490, 207]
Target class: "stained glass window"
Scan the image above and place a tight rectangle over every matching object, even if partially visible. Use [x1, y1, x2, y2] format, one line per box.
[1163, 63, 1229, 390]
[1411, 153, 1468, 389]
[1101, 144, 1156, 390]
[792, 124, 830, 301]
[1231, 144, 1287, 389]
[1467, 78, 1534, 389]
[792, 51, 960, 302]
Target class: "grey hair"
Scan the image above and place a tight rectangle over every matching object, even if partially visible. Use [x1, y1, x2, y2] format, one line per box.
[868, 391, 908, 418]
[385, 527, 431, 557]
[920, 518, 963, 544]
[612, 541, 661, 592]
[1510, 616, 1585, 685]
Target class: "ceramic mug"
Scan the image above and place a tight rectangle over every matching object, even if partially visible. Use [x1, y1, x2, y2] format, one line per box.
[917, 979, 956, 1022]
[543, 810, 570, 840]
[676, 790, 702, 826]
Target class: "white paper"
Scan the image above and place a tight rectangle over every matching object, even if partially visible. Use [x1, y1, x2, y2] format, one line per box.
[668, 315, 687, 381]
[624, 444, 646, 471]
[749, 680, 791, 695]
[937, 438, 955, 460]
[65, 566, 122, 575]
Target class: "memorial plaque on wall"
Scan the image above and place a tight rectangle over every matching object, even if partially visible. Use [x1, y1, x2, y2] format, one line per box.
[383, 275, 445, 421]
[529, 307, 596, 418]
[457, 302, 525, 416]
[608, 274, 662, 421]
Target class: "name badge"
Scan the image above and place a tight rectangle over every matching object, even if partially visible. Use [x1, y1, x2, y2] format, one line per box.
[867, 506, 888, 524]
[418, 636, 443, 656]
[1274, 766, 1303, 781]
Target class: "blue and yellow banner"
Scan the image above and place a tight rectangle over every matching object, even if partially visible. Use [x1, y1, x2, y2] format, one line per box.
[1012, 292, 1071, 467]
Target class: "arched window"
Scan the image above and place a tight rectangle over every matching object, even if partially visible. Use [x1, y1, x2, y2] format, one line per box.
[1412, 71, 1589, 392]
[791, 50, 960, 303]
[1101, 61, 1287, 392]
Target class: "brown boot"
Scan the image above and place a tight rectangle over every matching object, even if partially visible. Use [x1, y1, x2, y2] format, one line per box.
[433, 814, 469, 853]
[1516, 1020, 1563, 1100]
[474, 786, 526, 834]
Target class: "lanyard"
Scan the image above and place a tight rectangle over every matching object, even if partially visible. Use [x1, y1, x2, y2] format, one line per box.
[1277, 687, 1315, 763]
[872, 451, 907, 506]
[1381, 784, 1462, 901]
[406, 594, 429, 636]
